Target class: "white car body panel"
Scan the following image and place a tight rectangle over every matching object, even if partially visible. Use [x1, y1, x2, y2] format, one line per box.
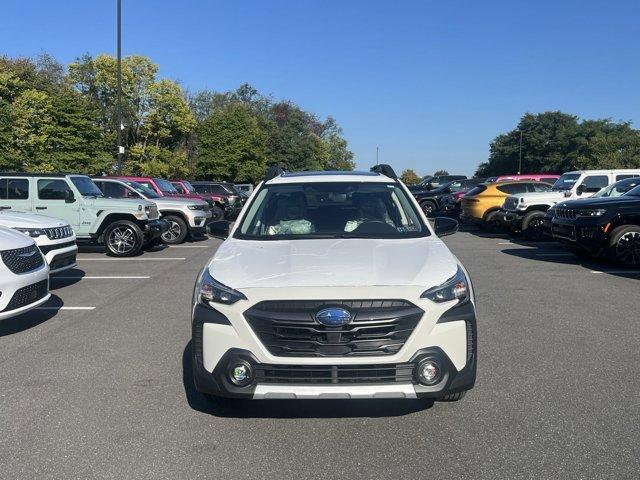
[0, 226, 51, 320]
[0, 211, 77, 274]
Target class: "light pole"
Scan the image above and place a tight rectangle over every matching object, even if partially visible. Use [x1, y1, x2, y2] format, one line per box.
[518, 130, 523, 174]
[376, 146, 379, 165]
[116, 0, 124, 173]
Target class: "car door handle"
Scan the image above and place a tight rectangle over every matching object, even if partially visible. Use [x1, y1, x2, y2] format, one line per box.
[0, 206, 10, 210]
[35, 206, 47, 210]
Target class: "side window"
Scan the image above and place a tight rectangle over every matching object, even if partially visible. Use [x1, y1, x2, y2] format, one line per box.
[580, 175, 608, 192]
[38, 179, 71, 200]
[616, 174, 639, 181]
[497, 184, 526, 195]
[530, 183, 551, 193]
[173, 183, 185, 194]
[7, 179, 29, 199]
[211, 185, 226, 195]
[0, 179, 5, 199]
[138, 181, 153, 190]
[101, 182, 127, 198]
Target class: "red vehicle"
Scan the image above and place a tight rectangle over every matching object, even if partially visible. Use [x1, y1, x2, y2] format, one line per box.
[105, 176, 223, 220]
[170, 179, 228, 221]
[485, 174, 560, 183]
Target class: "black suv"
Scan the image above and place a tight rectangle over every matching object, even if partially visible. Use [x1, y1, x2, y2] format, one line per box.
[407, 174, 467, 192]
[413, 178, 484, 216]
[551, 183, 640, 265]
[190, 181, 244, 218]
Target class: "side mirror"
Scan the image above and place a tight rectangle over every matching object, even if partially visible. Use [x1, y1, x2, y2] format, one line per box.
[207, 220, 230, 239]
[433, 217, 458, 237]
[576, 184, 585, 196]
[65, 190, 76, 203]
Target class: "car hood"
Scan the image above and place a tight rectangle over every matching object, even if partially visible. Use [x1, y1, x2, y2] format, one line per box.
[86, 197, 155, 210]
[0, 211, 70, 228]
[519, 191, 565, 201]
[151, 197, 207, 208]
[0, 225, 35, 249]
[558, 195, 640, 209]
[209, 237, 458, 289]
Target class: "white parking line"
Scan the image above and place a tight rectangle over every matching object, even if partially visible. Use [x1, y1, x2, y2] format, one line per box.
[167, 245, 209, 248]
[77, 257, 185, 261]
[52, 276, 151, 280]
[35, 307, 96, 311]
[590, 270, 640, 274]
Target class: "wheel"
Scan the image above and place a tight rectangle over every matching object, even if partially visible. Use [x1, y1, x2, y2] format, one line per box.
[161, 215, 188, 244]
[522, 211, 547, 241]
[608, 225, 640, 266]
[210, 205, 224, 222]
[420, 200, 437, 217]
[439, 391, 466, 402]
[104, 221, 144, 257]
[482, 210, 501, 233]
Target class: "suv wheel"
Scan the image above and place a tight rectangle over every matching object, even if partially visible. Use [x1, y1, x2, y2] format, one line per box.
[439, 391, 466, 402]
[162, 215, 188, 244]
[420, 200, 436, 216]
[482, 210, 501, 233]
[210, 205, 224, 222]
[609, 225, 640, 266]
[522, 211, 547, 241]
[105, 221, 143, 257]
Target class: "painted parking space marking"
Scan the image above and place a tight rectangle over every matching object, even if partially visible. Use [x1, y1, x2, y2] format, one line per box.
[35, 306, 96, 311]
[590, 270, 640, 274]
[51, 276, 151, 280]
[165, 245, 209, 248]
[77, 257, 186, 261]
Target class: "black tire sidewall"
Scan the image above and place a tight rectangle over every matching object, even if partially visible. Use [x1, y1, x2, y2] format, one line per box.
[608, 225, 640, 266]
[420, 200, 436, 216]
[162, 215, 188, 244]
[522, 211, 546, 240]
[210, 205, 224, 222]
[104, 220, 143, 257]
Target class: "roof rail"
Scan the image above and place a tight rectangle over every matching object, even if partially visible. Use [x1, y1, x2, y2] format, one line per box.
[264, 165, 285, 181]
[370, 164, 398, 180]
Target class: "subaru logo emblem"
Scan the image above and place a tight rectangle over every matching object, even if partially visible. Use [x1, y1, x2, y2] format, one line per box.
[316, 307, 352, 327]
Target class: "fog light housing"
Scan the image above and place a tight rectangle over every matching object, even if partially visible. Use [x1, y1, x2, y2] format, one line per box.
[228, 362, 253, 387]
[417, 360, 442, 386]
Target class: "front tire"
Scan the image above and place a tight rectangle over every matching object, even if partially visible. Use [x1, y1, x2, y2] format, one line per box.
[439, 391, 466, 402]
[420, 200, 437, 217]
[210, 205, 224, 222]
[482, 210, 501, 233]
[104, 221, 144, 257]
[522, 211, 547, 241]
[608, 225, 640, 266]
[161, 215, 188, 244]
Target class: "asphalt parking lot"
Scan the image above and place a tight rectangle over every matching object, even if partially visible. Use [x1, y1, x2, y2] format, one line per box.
[1, 230, 638, 479]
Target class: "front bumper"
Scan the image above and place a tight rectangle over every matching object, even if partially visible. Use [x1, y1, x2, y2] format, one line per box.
[192, 286, 476, 400]
[144, 219, 169, 241]
[497, 210, 524, 230]
[37, 238, 78, 274]
[551, 218, 610, 253]
[0, 265, 51, 320]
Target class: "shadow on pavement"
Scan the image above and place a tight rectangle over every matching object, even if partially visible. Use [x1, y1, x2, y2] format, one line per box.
[0, 294, 63, 337]
[182, 341, 433, 418]
[48, 268, 85, 289]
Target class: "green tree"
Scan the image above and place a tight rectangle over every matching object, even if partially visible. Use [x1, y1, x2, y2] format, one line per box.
[433, 169, 449, 176]
[400, 169, 420, 184]
[197, 103, 268, 182]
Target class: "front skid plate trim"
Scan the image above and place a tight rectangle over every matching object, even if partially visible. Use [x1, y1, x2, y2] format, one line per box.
[252, 383, 416, 399]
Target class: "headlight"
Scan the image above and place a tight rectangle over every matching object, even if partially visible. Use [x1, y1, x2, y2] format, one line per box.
[576, 209, 606, 217]
[145, 205, 151, 215]
[15, 228, 44, 238]
[421, 266, 470, 305]
[194, 267, 246, 306]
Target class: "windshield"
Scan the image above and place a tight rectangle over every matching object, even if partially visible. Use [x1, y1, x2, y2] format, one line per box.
[592, 178, 640, 198]
[236, 182, 429, 240]
[124, 181, 160, 199]
[551, 173, 580, 191]
[182, 181, 196, 193]
[71, 176, 103, 197]
[154, 178, 179, 194]
[624, 184, 640, 197]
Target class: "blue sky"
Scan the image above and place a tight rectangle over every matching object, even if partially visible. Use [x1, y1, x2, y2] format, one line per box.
[2, 0, 639, 176]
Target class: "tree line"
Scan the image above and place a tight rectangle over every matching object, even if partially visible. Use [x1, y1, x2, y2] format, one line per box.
[0, 54, 355, 182]
[476, 111, 640, 177]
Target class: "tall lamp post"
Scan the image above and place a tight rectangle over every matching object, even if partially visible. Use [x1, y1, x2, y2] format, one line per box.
[518, 129, 523, 174]
[116, 0, 124, 173]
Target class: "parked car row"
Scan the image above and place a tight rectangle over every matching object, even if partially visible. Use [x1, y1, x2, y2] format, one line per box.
[441, 168, 640, 265]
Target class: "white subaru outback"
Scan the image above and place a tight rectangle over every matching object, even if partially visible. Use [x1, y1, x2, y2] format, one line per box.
[192, 165, 477, 402]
